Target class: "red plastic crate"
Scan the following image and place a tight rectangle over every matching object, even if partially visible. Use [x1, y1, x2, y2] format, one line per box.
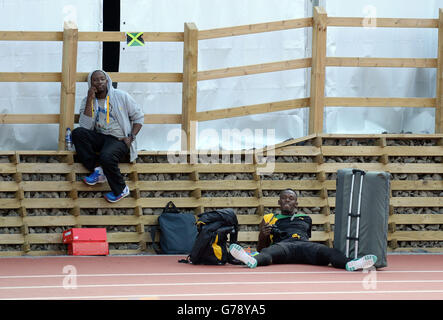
[68, 241, 109, 256]
[63, 228, 107, 244]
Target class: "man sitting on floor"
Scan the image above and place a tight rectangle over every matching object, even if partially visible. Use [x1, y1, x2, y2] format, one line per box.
[229, 189, 377, 271]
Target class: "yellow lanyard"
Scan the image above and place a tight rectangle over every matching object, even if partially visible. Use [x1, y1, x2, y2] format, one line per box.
[91, 96, 110, 123]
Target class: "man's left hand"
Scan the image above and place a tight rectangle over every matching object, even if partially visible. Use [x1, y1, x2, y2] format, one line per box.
[119, 137, 133, 148]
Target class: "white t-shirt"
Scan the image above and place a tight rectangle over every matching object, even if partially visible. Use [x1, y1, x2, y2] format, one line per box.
[94, 98, 125, 138]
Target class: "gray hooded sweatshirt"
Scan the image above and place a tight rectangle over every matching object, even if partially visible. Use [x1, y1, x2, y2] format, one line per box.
[78, 70, 144, 162]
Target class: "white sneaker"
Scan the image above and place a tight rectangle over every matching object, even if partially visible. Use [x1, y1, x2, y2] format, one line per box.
[229, 243, 258, 268]
[346, 254, 377, 271]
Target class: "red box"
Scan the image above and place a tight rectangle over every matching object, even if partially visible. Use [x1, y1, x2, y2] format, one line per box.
[68, 241, 109, 256]
[63, 228, 107, 244]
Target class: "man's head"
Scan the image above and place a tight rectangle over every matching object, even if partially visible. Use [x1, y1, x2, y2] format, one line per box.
[278, 188, 298, 215]
[90, 70, 108, 94]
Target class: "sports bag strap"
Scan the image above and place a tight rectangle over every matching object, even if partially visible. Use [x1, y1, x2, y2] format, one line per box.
[150, 225, 162, 254]
[163, 201, 180, 213]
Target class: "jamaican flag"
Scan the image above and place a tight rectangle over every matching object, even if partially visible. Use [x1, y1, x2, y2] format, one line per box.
[126, 32, 145, 46]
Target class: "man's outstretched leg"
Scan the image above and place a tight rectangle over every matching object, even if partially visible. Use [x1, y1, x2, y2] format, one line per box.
[315, 245, 377, 271]
[229, 243, 287, 268]
[230, 243, 377, 271]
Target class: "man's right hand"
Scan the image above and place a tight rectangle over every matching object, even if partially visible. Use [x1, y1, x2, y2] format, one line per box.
[87, 86, 97, 101]
[84, 87, 97, 117]
[260, 223, 273, 237]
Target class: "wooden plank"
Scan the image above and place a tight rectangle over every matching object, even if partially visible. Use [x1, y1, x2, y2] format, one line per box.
[144, 114, 182, 124]
[107, 232, 142, 243]
[0, 217, 22, 227]
[309, 7, 327, 134]
[0, 163, 16, 174]
[26, 233, 61, 244]
[436, 9, 443, 133]
[197, 58, 311, 81]
[181, 23, 198, 152]
[325, 97, 436, 107]
[255, 133, 318, 154]
[0, 114, 59, 124]
[389, 231, 443, 241]
[327, 17, 438, 28]
[136, 180, 259, 191]
[134, 163, 256, 173]
[329, 196, 443, 208]
[137, 197, 324, 209]
[390, 214, 443, 224]
[261, 180, 335, 190]
[274, 146, 320, 156]
[78, 31, 184, 42]
[58, 21, 78, 150]
[17, 163, 75, 173]
[0, 31, 63, 41]
[383, 146, 443, 156]
[21, 181, 72, 192]
[23, 216, 76, 227]
[236, 214, 334, 225]
[196, 98, 310, 122]
[326, 57, 438, 68]
[270, 162, 318, 173]
[78, 215, 141, 226]
[0, 199, 20, 209]
[390, 197, 443, 207]
[0, 72, 61, 82]
[391, 180, 443, 191]
[0, 251, 25, 257]
[76, 198, 137, 209]
[238, 231, 330, 242]
[321, 145, 443, 156]
[319, 133, 443, 139]
[0, 234, 24, 244]
[0, 181, 19, 192]
[21, 198, 74, 209]
[76, 72, 183, 83]
[315, 162, 443, 174]
[17, 163, 132, 174]
[198, 17, 313, 40]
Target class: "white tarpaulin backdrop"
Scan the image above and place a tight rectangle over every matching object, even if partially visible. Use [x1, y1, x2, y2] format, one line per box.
[0, 0, 442, 151]
[324, 0, 440, 134]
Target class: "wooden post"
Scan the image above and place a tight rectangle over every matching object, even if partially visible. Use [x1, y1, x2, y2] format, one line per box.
[309, 7, 327, 134]
[58, 21, 78, 150]
[181, 23, 198, 153]
[435, 9, 443, 133]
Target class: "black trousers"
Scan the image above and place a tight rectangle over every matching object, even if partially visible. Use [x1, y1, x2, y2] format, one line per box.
[255, 240, 351, 269]
[72, 127, 129, 196]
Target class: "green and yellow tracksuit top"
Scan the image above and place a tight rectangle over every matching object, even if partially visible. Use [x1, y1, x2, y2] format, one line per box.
[263, 212, 312, 243]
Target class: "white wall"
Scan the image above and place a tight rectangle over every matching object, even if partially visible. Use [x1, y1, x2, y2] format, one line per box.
[118, 0, 308, 150]
[0, 0, 441, 151]
[324, 0, 442, 134]
[0, 0, 102, 150]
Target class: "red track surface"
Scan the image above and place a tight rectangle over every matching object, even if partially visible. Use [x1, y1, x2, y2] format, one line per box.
[0, 254, 442, 300]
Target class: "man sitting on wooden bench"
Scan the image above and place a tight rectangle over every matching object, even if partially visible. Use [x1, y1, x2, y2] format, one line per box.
[229, 189, 377, 271]
[72, 70, 144, 203]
